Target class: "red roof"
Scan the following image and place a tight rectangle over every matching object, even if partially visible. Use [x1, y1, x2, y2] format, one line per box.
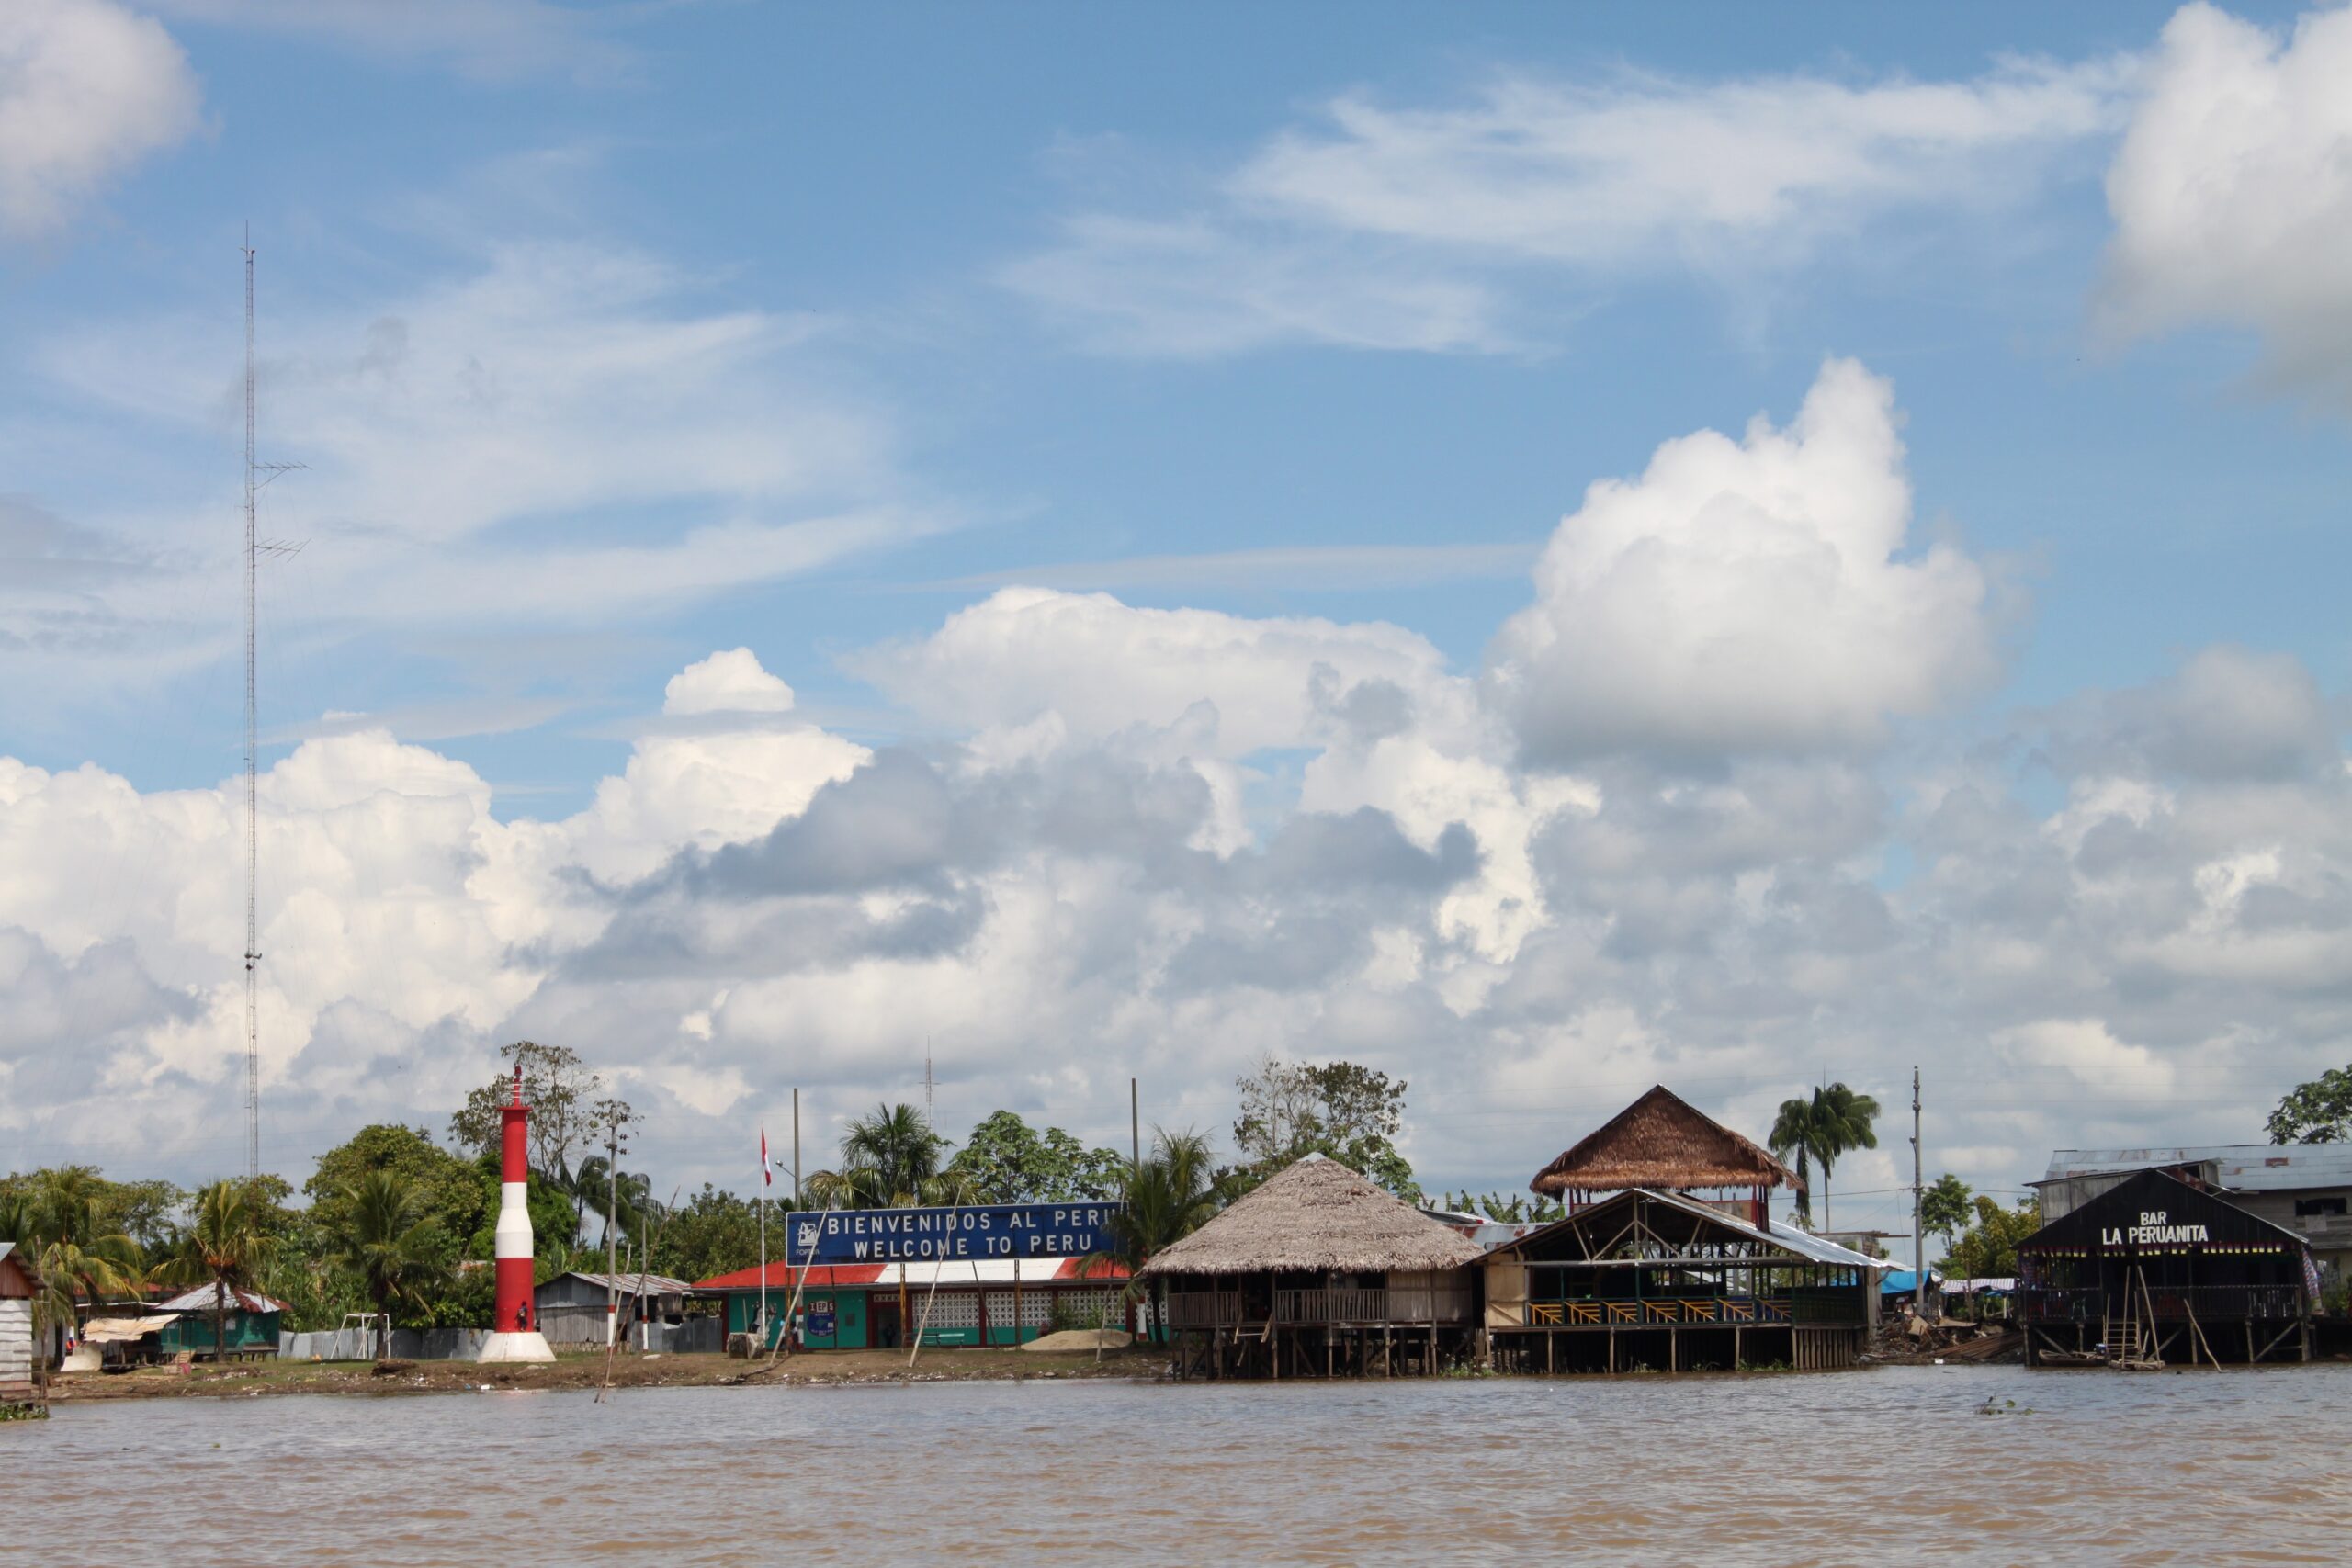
[695, 1257, 1127, 1291]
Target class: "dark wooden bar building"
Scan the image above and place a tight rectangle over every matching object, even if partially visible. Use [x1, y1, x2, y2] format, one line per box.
[1481, 1188, 1881, 1373]
[1145, 1157, 1485, 1379]
[2018, 1167, 2317, 1368]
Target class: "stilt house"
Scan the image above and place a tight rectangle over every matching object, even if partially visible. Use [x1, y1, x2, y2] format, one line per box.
[1480, 1086, 1875, 1372]
[1142, 1157, 1485, 1380]
[1478, 1189, 1883, 1373]
[2018, 1167, 2316, 1367]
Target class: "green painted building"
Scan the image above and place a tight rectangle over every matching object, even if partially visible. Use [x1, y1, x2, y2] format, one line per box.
[702, 1259, 1135, 1350]
[151, 1284, 286, 1358]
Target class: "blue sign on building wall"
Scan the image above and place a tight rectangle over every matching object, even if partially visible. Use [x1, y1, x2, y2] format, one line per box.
[784, 1202, 1124, 1265]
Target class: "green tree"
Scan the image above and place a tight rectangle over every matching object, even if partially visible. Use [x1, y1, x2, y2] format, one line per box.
[1099, 1128, 1221, 1340]
[806, 1103, 975, 1209]
[1769, 1083, 1882, 1228]
[161, 1179, 278, 1361]
[326, 1170, 452, 1357]
[572, 1154, 663, 1253]
[1919, 1173, 1973, 1259]
[1943, 1194, 2041, 1279]
[945, 1111, 1127, 1203]
[1231, 1058, 1419, 1200]
[650, 1184, 769, 1284]
[2268, 1064, 2352, 1145]
[447, 1041, 609, 1190]
[307, 1126, 488, 1248]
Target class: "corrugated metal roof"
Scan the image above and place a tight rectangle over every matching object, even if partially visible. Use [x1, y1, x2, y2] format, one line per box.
[152, 1284, 288, 1314]
[2041, 1144, 2352, 1191]
[548, 1270, 696, 1295]
[1477, 1189, 1884, 1269]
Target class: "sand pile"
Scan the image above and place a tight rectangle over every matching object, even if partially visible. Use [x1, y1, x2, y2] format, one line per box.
[1019, 1329, 1131, 1353]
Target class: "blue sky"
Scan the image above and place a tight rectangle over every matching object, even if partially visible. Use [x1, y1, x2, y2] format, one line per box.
[7, 2, 2352, 1242]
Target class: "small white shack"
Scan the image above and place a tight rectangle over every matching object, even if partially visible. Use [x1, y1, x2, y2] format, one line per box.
[1, 1241, 36, 1404]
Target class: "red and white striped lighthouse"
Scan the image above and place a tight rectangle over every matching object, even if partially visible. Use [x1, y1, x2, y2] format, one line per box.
[477, 1065, 555, 1363]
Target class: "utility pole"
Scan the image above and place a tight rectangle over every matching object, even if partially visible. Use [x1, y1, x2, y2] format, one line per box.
[605, 1110, 625, 1348]
[924, 1039, 934, 1126]
[1911, 1066, 1928, 1321]
[1130, 1077, 1141, 1171]
[792, 1087, 801, 1203]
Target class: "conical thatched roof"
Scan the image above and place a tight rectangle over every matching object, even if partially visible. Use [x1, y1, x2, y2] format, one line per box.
[1529, 1085, 1802, 1197]
[1139, 1157, 1484, 1277]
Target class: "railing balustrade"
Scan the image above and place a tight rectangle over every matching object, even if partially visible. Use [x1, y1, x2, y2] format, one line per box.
[1520, 1295, 1826, 1327]
[2019, 1284, 2301, 1323]
[1165, 1284, 1474, 1326]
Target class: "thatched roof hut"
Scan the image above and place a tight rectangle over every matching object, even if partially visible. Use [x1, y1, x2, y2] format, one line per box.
[1141, 1157, 1484, 1277]
[1529, 1085, 1802, 1198]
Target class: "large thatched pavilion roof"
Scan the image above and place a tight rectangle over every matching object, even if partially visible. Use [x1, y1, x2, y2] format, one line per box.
[1529, 1085, 1803, 1197]
[1139, 1157, 1484, 1277]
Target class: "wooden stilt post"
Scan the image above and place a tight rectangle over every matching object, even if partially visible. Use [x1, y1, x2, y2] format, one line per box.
[1735, 1324, 1742, 1370]
[1545, 1331, 1555, 1375]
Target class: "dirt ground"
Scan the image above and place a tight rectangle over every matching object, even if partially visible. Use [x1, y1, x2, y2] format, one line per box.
[42, 1344, 1171, 1402]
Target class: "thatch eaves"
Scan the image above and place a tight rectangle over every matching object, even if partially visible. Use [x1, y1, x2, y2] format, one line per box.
[1139, 1157, 1484, 1278]
[1529, 1085, 1802, 1197]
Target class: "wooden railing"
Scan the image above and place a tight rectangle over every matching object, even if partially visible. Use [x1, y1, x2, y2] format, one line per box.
[1166, 1292, 1243, 1328]
[1165, 1285, 1474, 1327]
[1521, 1296, 1827, 1328]
[2020, 1285, 2301, 1324]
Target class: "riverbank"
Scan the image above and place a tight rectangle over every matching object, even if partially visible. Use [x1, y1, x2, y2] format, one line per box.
[40, 1345, 1170, 1402]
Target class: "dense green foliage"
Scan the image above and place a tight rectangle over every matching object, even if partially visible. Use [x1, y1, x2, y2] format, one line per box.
[1230, 1058, 1419, 1200]
[1941, 1194, 2041, 1279]
[2268, 1063, 2352, 1145]
[944, 1111, 1127, 1203]
[1919, 1173, 1973, 1258]
[805, 1102, 978, 1209]
[648, 1184, 776, 1282]
[1101, 1128, 1222, 1337]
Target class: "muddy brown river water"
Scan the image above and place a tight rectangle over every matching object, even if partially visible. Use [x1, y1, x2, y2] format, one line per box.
[8, 1364, 2350, 1565]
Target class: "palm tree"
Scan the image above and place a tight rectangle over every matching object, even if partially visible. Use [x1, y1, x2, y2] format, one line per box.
[1770, 1084, 1883, 1229]
[5, 1176, 144, 1387]
[326, 1171, 451, 1359]
[1769, 1097, 1820, 1224]
[571, 1156, 665, 1252]
[805, 1103, 960, 1209]
[1098, 1129, 1220, 1341]
[160, 1180, 277, 1364]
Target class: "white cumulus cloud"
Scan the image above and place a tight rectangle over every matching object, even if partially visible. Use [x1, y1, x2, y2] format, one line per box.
[2102, 2, 2352, 401]
[1487, 357, 1997, 762]
[0, 0, 202, 238]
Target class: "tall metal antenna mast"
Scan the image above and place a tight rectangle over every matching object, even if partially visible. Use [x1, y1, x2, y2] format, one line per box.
[243, 228, 261, 1181]
[239, 229, 303, 1181]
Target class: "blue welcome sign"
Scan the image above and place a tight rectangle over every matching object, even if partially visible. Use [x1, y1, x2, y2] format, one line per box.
[783, 1202, 1124, 1265]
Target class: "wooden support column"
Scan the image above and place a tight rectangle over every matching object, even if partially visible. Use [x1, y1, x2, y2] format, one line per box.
[1734, 1325, 1742, 1370]
[1669, 1326, 1678, 1374]
[1545, 1331, 1555, 1375]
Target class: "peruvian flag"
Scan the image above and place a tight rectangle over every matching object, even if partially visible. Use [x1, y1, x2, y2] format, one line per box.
[761, 1127, 774, 1187]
